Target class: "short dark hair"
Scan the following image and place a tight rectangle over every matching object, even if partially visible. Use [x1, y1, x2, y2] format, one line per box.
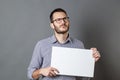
[50, 8, 68, 23]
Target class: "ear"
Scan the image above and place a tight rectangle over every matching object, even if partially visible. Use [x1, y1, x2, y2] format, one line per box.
[50, 23, 54, 29]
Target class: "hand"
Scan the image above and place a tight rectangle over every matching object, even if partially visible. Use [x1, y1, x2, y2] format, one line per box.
[39, 67, 59, 77]
[90, 48, 101, 62]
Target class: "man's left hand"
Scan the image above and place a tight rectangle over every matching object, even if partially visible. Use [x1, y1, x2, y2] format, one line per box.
[90, 48, 101, 62]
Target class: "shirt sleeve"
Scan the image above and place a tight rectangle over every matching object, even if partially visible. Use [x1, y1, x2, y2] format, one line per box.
[27, 42, 43, 80]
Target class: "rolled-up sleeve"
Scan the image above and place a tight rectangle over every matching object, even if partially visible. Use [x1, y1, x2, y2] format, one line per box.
[27, 42, 42, 80]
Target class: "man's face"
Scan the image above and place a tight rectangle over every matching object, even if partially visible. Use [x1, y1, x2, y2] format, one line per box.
[51, 12, 70, 34]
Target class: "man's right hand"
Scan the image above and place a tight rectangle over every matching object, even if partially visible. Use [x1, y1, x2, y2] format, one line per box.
[39, 67, 59, 77]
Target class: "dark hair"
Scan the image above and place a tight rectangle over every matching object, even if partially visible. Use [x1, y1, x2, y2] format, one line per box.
[50, 8, 67, 23]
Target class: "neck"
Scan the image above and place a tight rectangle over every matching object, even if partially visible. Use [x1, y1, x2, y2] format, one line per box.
[54, 32, 69, 44]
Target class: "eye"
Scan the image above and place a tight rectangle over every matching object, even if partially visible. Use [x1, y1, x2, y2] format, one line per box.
[56, 18, 62, 21]
[64, 17, 69, 20]
[52, 17, 69, 23]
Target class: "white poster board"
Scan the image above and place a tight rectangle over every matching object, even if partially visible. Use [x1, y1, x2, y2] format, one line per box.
[51, 46, 95, 77]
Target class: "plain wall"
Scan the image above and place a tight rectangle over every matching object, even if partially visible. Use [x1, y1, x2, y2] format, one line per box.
[0, 0, 120, 80]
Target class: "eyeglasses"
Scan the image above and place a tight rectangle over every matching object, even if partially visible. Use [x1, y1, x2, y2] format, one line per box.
[52, 17, 69, 23]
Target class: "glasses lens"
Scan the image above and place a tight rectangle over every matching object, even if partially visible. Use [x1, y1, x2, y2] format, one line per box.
[52, 17, 69, 23]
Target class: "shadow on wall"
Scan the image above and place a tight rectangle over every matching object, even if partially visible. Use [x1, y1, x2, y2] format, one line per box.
[76, 1, 120, 80]
[81, 20, 108, 80]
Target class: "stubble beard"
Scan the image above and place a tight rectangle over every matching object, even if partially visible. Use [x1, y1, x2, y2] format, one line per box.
[53, 24, 69, 34]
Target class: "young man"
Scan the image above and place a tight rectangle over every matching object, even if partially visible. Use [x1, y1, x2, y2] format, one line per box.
[27, 8, 101, 80]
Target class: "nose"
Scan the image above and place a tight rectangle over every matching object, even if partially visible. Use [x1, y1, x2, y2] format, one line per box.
[61, 19, 66, 24]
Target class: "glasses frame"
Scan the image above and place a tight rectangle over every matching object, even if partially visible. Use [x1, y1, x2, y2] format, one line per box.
[52, 17, 69, 23]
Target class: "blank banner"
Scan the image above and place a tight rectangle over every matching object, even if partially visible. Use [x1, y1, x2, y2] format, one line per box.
[51, 46, 95, 77]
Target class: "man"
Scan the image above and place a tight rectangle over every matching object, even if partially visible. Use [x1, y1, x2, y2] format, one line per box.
[27, 8, 101, 80]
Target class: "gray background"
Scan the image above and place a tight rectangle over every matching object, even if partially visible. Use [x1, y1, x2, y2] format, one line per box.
[0, 0, 120, 80]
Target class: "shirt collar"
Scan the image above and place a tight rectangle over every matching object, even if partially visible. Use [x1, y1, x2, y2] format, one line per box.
[50, 34, 72, 44]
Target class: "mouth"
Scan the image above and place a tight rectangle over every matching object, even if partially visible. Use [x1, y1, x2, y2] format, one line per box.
[60, 25, 67, 28]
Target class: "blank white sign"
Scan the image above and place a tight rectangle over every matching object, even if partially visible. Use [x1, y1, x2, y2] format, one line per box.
[51, 46, 95, 77]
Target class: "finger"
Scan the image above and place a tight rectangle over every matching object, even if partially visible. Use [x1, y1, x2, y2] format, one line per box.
[49, 73, 53, 77]
[95, 57, 99, 62]
[94, 54, 101, 62]
[93, 51, 98, 55]
[51, 67, 59, 73]
[96, 51, 100, 57]
[93, 51, 100, 58]
[91, 48, 98, 54]
[90, 48, 97, 51]
[50, 71, 57, 76]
